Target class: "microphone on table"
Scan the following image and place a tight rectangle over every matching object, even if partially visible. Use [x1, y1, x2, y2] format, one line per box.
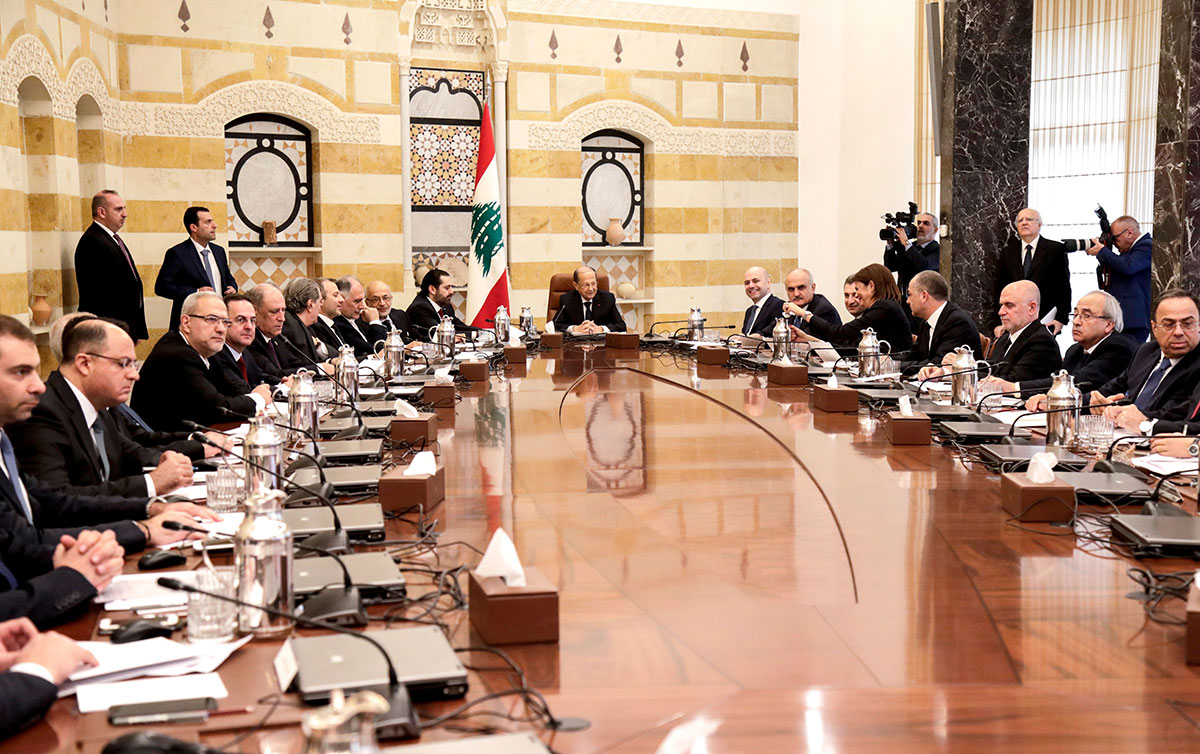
[670, 324, 736, 338]
[1004, 399, 1133, 440]
[187, 432, 349, 556]
[914, 365, 991, 396]
[648, 318, 700, 335]
[292, 541, 367, 626]
[204, 413, 327, 476]
[975, 386, 1053, 412]
[278, 335, 368, 439]
[155, 577, 419, 739]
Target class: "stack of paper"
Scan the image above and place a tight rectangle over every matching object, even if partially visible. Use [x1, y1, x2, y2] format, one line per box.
[95, 572, 196, 610]
[60, 635, 249, 700]
[1133, 453, 1199, 476]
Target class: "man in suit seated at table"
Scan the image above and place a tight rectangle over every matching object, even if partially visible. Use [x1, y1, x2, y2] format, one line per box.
[407, 269, 474, 342]
[281, 278, 335, 365]
[551, 265, 627, 335]
[245, 284, 302, 380]
[366, 280, 413, 342]
[901, 271, 982, 377]
[739, 266, 784, 338]
[781, 267, 840, 338]
[0, 618, 97, 739]
[312, 278, 347, 354]
[334, 276, 389, 358]
[1015, 291, 1134, 408]
[209, 294, 276, 395]
[153, 206, 237, 331]
[133, 292, 272, 430]
[1088, 288, 1200, 436]
[8, 318, 195, 499]
[843, 275, 863, 318]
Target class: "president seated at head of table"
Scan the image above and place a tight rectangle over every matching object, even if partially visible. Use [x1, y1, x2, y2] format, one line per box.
[551, 265, 627, 335]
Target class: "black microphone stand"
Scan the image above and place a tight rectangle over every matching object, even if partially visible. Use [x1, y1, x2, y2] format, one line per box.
[278, 334, 368, 439]
[155, 577, 419, 739]
[293, 541, 368, 626]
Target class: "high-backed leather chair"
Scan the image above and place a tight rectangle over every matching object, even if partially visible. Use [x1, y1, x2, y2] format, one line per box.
[547, 271, 610, 323]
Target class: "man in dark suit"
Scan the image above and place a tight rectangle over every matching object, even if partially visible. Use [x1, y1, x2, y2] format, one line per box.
[73, 191, 146, 341]
[1091, 289, 1200, 436]
[210, 294, 275, 394]
[552, 266, 627, 335]
[407, 269, 474, 342]
[986, 281, 1063, 382]
[154, 206, 238, 331]
[281, 278, 333, 365]
[883, 211, 939, 323]
[9, 319, 196, 498]
[740, 266, 784, 337]
[996, 208, 1070, 335]
[0, 619, 97, 738]
[900, 271, 982, 376]
[366, 280, 413, 342]
[1086, 215, 1152, 346]
[245, 284, 300, 379]
[334, 276, 389, 357]
[313, 278, 348, 354]
[1020, 291, 1134, 403]
[132, 292, 272, 430]
[781, 268, 840, 337]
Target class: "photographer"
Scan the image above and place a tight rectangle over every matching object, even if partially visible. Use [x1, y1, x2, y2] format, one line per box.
[1085, 215, 1151, 345]
[883, 211, 940, 313]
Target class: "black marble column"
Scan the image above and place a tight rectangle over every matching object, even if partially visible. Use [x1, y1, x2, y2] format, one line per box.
[939, 0, 1034, 329]
[1152, 0, 1200, 296]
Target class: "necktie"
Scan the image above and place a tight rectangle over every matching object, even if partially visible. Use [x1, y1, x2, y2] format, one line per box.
[112, 232, 137, 275]
[0, 560, 15, 590]
[0, 433, 33, 525]
[200, 247, 218, 290]
[584, 301, 593, 321]
[91, 418, 110, 480]
[1135, 357, 1172, 412]
[265, 338, 280, 369]
[1022, 244, 1033, 277]
[116, 402, 152, 431]
[237, 355, 248, 383]
[745, 304, 761, 334]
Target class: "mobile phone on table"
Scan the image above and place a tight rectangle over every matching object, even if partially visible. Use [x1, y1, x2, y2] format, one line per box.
[108, 697, 217, 725]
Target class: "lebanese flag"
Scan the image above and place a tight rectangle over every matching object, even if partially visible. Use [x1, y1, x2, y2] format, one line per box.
[466, 103, 510, 327]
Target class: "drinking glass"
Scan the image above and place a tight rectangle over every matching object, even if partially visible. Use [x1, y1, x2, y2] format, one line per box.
[1076, 414, 1114, 454]
[206, 465, 239, 514]
[187, 566, 237, 643]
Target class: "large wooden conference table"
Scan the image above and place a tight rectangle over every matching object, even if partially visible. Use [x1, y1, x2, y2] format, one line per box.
[8, 344, 1200, 752]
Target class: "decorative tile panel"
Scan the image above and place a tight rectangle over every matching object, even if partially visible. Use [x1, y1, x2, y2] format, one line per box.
[230, 255, 310, 288]
[225, 115, 313, 247]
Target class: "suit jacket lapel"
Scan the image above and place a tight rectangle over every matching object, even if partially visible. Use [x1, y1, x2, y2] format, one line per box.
[49, 374, 106, 481]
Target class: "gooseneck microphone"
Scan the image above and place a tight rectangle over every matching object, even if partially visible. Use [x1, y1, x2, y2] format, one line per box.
[155, 577, 419, 739]
[1004, 399, 1133, 440]
[205, 411, 326, 474]
[277, 334, 368, 439]
[292, 541, 367, 626]
[648, 318, 702, 335]
[914, 364, 990, 395]
[187, 432, 349, 556]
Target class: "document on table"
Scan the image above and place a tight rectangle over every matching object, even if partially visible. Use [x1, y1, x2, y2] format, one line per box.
[74, 673, 229, 713]
[1133, 454, 1199, 476]
[990, 409, 1048, 428]
[94, 571, 195, 609]
[159, 512, 245, 550]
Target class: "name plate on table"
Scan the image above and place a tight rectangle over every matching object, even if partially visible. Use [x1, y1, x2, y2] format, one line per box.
[696, 345, 729, 365]
[605, 332, 640, 349]
[812, 384, 858, 412]
[767, 362, 808, 385]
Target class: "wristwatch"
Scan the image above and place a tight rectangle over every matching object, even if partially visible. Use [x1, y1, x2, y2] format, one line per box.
[1139, 419, 1155, 436]
[1189, 438, 1199, 458]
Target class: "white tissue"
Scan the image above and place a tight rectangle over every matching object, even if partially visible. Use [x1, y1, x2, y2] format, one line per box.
[508, 331, 522, 347]
[433, 367, 453, 385]
[898, 394, 914, 417]
[778, 354, 792, 366]
[826, 374, 839, 389]
[404, 450, 437, 477]
[473, 528, 526, 587]
[545, 321, 556, 334]
[1025, 451, 1057, 483]
[393, 400, 419, 418]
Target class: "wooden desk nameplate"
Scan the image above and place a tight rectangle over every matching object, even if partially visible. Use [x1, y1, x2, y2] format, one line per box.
[812, 384, 858, 412]
[767, 362, 808, 386]
[886, 412, 931, 445]
[696, 345, 729, 365]
[999, 472, 1076, 523]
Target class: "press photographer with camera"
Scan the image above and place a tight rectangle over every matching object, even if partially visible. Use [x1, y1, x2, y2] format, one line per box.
[996, 207, 1070, 336]
[1080, 215, 1152, 346]
[881, 204, 940, 321]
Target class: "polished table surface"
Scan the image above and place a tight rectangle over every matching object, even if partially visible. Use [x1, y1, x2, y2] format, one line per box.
[7, 345, 1200, 752]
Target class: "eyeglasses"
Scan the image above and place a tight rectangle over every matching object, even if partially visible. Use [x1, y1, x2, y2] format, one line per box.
[1069, 310, 1109, 322]
[1156, 318, 1199, 332]
[365, 295, 392, 304]
[85, 353, 140, 371]
[190, 314, 233, 327]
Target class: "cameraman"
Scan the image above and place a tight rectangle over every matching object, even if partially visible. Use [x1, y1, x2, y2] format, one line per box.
[884, 212, 939, 326]
[1086, 215, 1151, 345]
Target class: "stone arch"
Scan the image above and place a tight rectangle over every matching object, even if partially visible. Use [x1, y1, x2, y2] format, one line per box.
[1, 35, 61, 112]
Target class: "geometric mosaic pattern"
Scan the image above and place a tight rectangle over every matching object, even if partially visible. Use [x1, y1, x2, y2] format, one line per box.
[409, 68, 485, 100]
[225, 116, 313, 246]
[229, 255, 311, 288]
[412, 250, 468, 315]
[585, 252, 643, 330]
[411, 123, 479, 207]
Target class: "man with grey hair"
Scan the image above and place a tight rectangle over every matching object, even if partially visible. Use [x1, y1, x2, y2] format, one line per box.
[1021, 290, 1135, 407]
[48, 312, 92, 364]
[365, 280, 413, 342]
[133, 291, 272, 430]
[280, 278, 329, 364]
[334, 275, 387, 358]
[781, 267, 840, 336]
[245, 283, 298, 378]
[996, 207, 1070, 335]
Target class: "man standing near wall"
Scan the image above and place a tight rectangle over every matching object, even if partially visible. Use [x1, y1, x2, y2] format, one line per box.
[74, 191, 147, 342]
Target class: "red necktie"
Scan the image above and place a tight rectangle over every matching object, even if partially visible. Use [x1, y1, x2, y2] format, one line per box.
[238, 356, 248, 383]
[112, 233, 136, 274]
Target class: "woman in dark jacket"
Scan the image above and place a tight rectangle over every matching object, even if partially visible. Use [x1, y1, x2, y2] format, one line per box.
[792, 263, 913, 353]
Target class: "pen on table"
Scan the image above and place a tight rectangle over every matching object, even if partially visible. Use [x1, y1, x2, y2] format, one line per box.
[209, 706, 255, 717]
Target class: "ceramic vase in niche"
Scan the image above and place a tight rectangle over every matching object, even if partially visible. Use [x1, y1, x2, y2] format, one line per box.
[605, 218, 626, 246]
[30, 293, 50, 326]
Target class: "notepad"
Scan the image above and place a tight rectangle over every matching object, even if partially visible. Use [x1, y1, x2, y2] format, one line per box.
[74, 673, 229, 713]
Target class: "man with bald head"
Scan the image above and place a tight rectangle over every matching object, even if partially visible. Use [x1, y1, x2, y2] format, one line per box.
[741, 266, 784, 337]
[996, 207, 1070, 335]
[781, 268, 839, 335]
[365, 280, 412, 342]
[552, 266, 626, 335]
[988, 280, 1063, 382]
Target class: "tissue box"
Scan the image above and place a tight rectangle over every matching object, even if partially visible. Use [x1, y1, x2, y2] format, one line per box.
[999, 472, 1076, 523]
[421, 382, 455, 408]
[459, 360, 489, 382]
[468, 566, 559, 645]
[540, 332, 564, 348]
[767, 362, 808, 385]
[812, 384, 858, 412]
[390, 412, 438, 445]
[696, 345, 729, 365]
[378, 460, 445, 511]
[886, 412, 931, 445]
[605, 332, 640, 349]
[503, 345, 527, 365]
